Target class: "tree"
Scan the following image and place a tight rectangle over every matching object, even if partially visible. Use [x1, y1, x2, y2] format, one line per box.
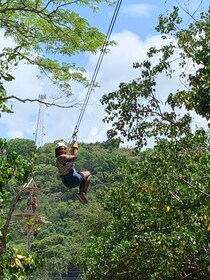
[0, 0, 115, 112]
[0, 1, 115, 275]
[80, 131, 210, 280]
[101, 6, 210, 149]
[6, 139, 121, 278]
[6, 138, 37, 158]
[0, 139, 43, 278]
[29, 195, 110, 279]
[80, 3, 210, 279]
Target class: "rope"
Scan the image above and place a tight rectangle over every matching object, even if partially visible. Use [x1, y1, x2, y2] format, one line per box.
[69, 0, 123, 144]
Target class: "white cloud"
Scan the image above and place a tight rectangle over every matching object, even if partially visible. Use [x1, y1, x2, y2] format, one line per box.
[1, 61, 46, 138]
[0, 24, 208, 147]
[0, 31, 15, 50]
[121, 4, 157, 17]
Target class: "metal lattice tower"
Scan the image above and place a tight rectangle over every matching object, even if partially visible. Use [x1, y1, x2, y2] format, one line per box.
[35, 94, 46, 147]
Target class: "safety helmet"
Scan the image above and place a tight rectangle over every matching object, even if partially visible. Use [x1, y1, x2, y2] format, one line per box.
[55, 141, 67, 150]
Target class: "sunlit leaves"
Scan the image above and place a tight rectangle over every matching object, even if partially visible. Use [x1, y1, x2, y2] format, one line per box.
[81, 130, 210, 279]
[101, 5, 210, 149]
[0, 0, 115, 112]
[0, 247, 44, 279]
[0, 138, 41, 278]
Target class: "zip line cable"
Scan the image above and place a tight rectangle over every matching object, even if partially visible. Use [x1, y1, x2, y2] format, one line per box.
[70, 0, 122, 143]
[69, 0, 122, 144]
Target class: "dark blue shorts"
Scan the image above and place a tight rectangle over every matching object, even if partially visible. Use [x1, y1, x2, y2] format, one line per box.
[61, 168, 84, 189]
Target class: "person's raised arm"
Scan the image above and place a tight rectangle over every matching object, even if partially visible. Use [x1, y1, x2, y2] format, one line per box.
[69, 142, 79, 157]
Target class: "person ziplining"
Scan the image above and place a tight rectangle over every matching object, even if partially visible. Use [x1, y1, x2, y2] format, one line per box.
[55, 141, 91, 205]
[55, 0, 122, 205]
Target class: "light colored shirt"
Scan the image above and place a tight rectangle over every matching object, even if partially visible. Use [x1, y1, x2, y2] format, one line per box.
[56, 154, 74, 176]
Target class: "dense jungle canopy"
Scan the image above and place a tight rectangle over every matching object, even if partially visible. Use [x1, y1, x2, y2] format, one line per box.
[0, 0, 210, 279]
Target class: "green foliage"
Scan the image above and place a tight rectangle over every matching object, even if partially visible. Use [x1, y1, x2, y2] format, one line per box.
[36, 142, 57, 165]
[0, 0, 115, 113]
[6, 140, 117, 278]
[1, 3, 210, 280]
[79, 4, 210, 279]
[0, 138, 44, 278]
[29, 198, 110, 279]
[0, 140, 33, 187]
[81, 131, 210, 279]
[157, 7, 210, 120]
[101, 6, 210, 149]
[0, 247, 44, 280]
[6, 138, 37, 159]
[1, 133, 209, 279]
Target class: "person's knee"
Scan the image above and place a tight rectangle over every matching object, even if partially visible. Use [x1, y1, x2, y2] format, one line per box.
[82, 171, 91, 178]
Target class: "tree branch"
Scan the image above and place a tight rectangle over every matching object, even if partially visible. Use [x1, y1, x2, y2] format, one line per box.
[181, 178, 210, 198]
[0, 189, 23, 254]
[1, 95, 81, 109]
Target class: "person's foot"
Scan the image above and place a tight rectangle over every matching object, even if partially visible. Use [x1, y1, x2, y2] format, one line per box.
[76, 192, 88, 204]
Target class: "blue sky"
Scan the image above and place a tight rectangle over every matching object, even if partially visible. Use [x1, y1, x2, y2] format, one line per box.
[0, 0, 209, 147]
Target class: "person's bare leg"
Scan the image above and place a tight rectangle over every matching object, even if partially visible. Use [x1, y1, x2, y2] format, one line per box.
[80, 171, 91, 194]
[77, 171, 91, 204]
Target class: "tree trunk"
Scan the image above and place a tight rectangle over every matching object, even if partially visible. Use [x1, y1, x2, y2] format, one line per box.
[0, 190, 23, 254]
